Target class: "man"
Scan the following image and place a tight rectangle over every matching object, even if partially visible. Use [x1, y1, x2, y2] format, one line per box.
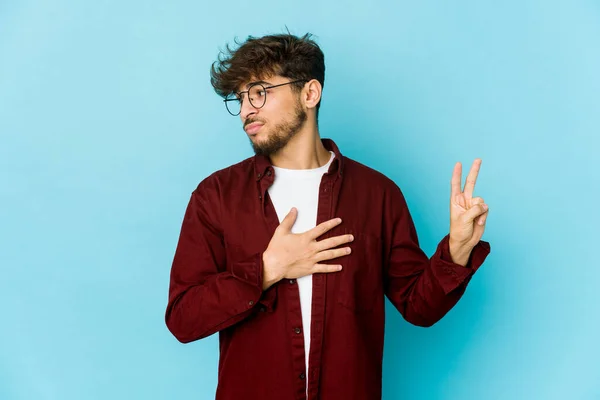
[165, 32, 491, 400]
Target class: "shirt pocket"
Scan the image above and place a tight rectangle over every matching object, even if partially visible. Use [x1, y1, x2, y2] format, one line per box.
[336, 233, 382, 312]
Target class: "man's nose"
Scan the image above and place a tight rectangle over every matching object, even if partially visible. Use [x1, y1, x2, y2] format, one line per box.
[240, 97, 258, 121]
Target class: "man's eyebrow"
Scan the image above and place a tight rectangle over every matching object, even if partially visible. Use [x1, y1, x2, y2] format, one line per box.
[233, 80, 272, 96]
[244, 80, 271, 89]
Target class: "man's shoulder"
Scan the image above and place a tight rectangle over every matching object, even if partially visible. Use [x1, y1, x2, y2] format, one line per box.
[343, 155, 399, 191]
[193, 156, 254, 192]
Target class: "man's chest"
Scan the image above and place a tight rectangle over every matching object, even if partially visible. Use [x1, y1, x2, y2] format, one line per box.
[220, 180, 385, 313]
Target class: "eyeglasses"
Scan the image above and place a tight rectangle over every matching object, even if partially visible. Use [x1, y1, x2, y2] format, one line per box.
[223, 79, 308, 116]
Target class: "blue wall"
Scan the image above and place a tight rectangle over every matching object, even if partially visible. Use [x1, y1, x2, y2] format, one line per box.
[1, 1, 599, 399]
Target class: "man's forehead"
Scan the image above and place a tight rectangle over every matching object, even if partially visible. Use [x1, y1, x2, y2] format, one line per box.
[237, 74, 279, 92]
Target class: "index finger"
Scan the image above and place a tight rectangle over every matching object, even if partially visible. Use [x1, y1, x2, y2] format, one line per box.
[307, 217, 342, 240]
[463, 158, 482, 199]
[451, 162, 462, 199]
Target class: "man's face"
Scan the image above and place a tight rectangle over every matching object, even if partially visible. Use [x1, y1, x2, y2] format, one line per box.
[238, 75, 307, 156]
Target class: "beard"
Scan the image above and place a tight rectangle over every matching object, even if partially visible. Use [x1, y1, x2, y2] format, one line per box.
[249, 101, 307, 157]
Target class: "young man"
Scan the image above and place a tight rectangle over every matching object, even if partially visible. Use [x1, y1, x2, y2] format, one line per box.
[165, 32, 491, 400]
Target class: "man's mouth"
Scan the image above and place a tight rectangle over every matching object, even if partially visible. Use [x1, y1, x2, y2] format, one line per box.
[245, 122, 264, 135]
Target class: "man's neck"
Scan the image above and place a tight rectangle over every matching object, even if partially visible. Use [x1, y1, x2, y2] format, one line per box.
[269, 130, 331, 170]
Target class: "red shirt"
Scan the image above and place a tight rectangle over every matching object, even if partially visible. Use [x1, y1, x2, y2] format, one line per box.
[165, 138, 491, 400]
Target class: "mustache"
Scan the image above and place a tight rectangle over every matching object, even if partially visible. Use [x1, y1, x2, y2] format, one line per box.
[244, 119, 265, 127]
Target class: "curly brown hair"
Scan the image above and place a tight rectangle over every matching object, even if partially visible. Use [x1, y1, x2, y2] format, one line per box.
[210, 31, 325, 118]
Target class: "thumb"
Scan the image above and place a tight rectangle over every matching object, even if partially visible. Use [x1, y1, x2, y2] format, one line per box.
[464, 203, 488, 223]
[279, 207, 298, 232]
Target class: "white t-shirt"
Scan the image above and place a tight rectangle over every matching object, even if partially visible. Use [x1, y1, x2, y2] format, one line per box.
[267, 150, 335, 397]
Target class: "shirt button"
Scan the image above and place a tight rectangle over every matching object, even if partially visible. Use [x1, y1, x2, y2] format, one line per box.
[258, 194, 262, 200]
[267, 169, 272, 176]
[259, 306, 266, 312]
[289, 279, 295, 284]
[257, 173, 261, 178]
[248, 300, 254, 306]
[294, 327, 301, 334]
[299, 372, 305, 380]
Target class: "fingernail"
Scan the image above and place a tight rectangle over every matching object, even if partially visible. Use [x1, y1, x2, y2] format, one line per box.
[483, 204, 488, 210]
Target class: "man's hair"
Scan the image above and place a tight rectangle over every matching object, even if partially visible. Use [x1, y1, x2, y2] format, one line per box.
[210, 32, 325, 118]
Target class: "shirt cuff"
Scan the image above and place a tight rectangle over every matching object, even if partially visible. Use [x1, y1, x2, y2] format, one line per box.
[431, 234, 491, 295]
[230, 251, 277, 312]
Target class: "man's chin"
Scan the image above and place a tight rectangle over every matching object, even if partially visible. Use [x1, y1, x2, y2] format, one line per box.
[248, 128, 267, 141]
[249, 138, 270, 156]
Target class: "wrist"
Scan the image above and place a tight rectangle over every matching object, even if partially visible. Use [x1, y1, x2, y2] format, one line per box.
[262, 251, 282, 290]
[448, 238, 472, 267]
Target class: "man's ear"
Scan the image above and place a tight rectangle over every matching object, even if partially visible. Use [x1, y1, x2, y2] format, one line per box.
[303, 79, 322, 110]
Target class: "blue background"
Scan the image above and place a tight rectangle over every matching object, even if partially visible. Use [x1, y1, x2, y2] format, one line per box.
[1, 1, 599, 399]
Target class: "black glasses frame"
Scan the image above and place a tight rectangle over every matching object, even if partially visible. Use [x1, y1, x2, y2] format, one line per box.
[223, 79, 308, 116]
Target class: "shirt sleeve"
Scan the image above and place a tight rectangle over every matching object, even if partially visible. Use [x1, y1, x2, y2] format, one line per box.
[165, 177, 276, 343]
[383, 183, 491, 327]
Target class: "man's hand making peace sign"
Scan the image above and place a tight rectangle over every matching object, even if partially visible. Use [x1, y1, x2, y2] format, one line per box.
[449, 158, 489, 266]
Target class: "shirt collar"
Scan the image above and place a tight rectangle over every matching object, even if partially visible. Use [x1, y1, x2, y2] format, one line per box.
[253, 138, 344, 181]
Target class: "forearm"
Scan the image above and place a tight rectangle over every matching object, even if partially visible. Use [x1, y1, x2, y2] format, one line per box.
[388, 235, 490, 327]
[389, 263, 468, 327]
[165, 271, 263, 343]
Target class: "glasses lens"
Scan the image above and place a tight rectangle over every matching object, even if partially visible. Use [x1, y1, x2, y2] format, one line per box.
[225, 95, 241, 116]
[248, 84, 267, 109]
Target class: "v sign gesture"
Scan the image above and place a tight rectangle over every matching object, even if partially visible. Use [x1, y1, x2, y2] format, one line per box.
[449, 159, 489, 266]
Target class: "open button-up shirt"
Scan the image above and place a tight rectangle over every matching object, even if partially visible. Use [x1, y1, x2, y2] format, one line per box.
[165, 138, 491, 400]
